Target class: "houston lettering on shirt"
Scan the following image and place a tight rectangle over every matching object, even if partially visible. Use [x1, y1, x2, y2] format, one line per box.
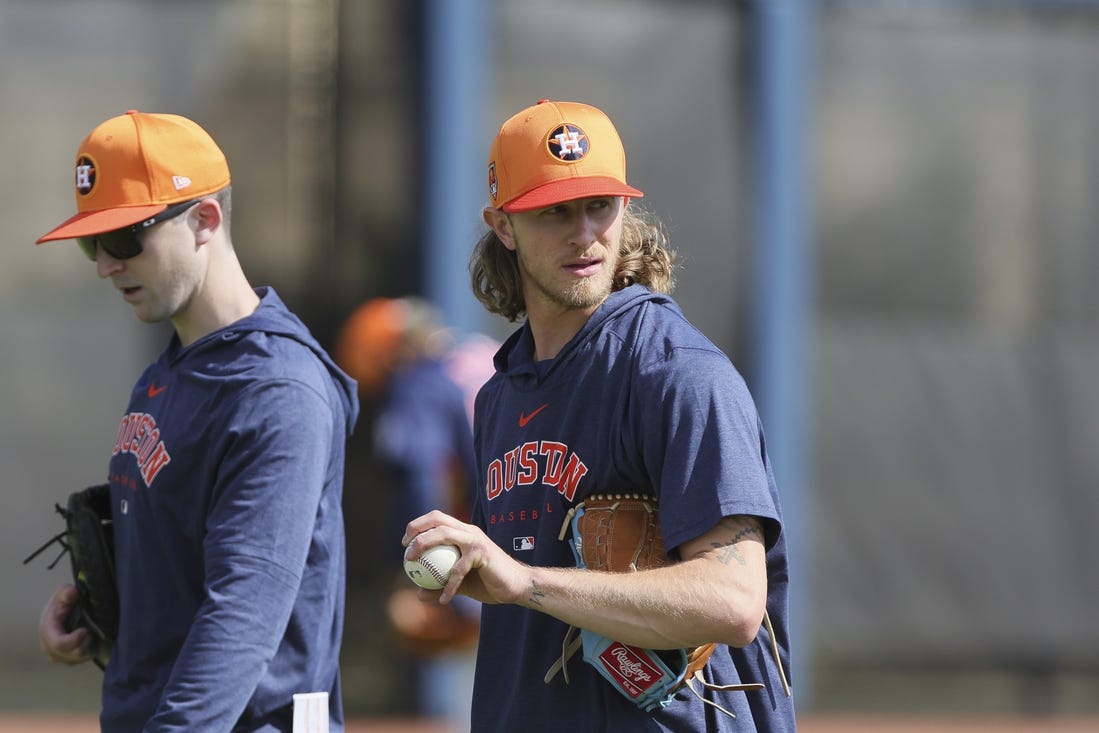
[484, 440, 589, 502]
[112, 412, 172, 486]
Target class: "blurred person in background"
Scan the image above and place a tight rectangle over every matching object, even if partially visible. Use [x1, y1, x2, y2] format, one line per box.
[335, 296, 496, 730]
[34, 110, 359, 732]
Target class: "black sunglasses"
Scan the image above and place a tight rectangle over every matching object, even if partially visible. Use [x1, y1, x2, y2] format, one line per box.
[77, 198, 202, 261]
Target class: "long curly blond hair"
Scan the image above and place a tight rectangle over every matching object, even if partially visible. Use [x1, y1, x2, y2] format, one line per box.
[468, 204, 677, 322]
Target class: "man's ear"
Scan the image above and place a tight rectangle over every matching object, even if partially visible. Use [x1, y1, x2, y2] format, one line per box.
[192, 198, 223, 245]
[482, 207, 517, 251]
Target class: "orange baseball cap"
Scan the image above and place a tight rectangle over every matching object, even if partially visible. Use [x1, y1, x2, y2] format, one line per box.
[36, 110, 231, 243]
[487, 99, 644, 213]
[333, 298, 409, 398]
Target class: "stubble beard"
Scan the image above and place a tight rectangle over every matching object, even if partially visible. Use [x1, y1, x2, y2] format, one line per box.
[523, 257, 615, 313]
[510, 223, 620, 314]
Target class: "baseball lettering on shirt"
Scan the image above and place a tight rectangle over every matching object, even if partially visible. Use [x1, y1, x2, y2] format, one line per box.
[487, 503, 555, 526]
[113, 412, 172, 486]
[484, 440, 589, 502]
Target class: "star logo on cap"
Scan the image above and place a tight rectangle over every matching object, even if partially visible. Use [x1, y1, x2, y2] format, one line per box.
[548, 124, 588, 162]
[75, 155, 97, 196]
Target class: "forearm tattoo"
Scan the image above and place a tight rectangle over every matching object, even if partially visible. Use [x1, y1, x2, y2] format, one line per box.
[712, 517, 763, 567]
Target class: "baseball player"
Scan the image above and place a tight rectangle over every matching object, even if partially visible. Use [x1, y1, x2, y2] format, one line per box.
[34, 111, 359, 732]
[402, 99, 796, 731]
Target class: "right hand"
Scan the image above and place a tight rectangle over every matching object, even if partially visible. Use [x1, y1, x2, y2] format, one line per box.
[402, 510, 532, 606]
[39, 584, 93, 665]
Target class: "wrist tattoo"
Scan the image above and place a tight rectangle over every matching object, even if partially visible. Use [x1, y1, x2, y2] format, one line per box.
[528, 580, 546, 608]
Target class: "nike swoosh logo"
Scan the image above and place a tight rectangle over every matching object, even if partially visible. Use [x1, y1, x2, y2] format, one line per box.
[147, 382, 168, 398]
[518, 403, 549, 428]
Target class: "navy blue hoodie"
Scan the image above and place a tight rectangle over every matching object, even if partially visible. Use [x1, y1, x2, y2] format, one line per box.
[102, 287, 358, 732]
[470, 285, 795, 732]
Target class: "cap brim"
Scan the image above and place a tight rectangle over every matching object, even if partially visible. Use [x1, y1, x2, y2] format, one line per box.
[502, 177, 644, 213]
[36, 204, 170, 244]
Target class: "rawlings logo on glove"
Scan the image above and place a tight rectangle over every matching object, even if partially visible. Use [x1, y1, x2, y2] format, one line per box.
[593, 639, 679, 703]
[604, 643, 659, 689]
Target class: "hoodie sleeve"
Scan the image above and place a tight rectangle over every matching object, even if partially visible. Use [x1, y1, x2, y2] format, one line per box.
[144, 378, 335, 732]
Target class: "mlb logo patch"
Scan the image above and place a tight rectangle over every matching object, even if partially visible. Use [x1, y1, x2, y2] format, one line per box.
[513, 536, 534, 551]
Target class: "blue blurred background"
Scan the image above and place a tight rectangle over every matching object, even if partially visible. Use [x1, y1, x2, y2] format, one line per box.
[3, 0, 1098, 723]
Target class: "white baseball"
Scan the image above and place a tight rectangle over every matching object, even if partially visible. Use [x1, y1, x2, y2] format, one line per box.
[404, 543, 461, 590]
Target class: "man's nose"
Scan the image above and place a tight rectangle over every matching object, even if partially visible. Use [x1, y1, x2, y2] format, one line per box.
[96, 248, 125, 278]
[567, 210, 598, 247]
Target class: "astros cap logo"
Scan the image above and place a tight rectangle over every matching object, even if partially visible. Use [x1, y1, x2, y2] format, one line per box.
[548, 124, 589, 162]
[75, 155, 98, 197]
[487, 99, 643, 213]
